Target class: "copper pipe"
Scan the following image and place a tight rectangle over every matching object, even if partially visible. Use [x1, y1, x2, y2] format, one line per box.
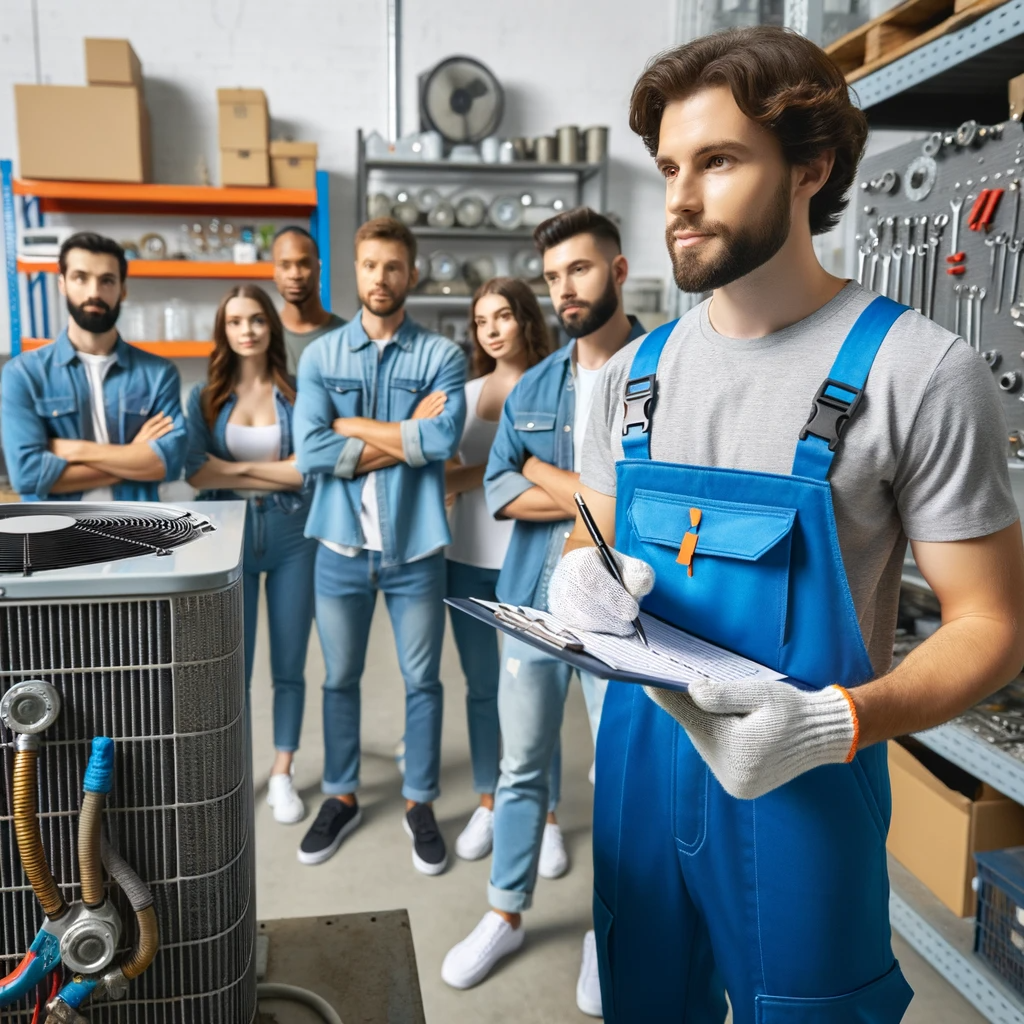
[77, 791, 106, 908]
[121, 906, 158, 980]
[12, 749, 65, 921]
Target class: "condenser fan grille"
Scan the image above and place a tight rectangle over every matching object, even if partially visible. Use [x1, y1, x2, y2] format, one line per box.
[0, 504, 213, 575]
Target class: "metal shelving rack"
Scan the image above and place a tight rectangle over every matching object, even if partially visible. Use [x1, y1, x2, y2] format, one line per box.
[849, 10, 1024, 1016]
[354, 129, 608, 330]
[0, 162, 331, 357]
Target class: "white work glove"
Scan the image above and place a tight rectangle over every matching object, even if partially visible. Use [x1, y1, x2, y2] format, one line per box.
[645, 678, 858, 800]
[548, 547, 655, 636]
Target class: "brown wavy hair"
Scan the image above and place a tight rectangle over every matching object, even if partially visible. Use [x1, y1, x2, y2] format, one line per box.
[629, 26, 869, 235]
[468, 278, 552, 378]
[202, 285, 295, 428]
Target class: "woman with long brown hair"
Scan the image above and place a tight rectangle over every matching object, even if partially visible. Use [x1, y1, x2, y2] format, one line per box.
[185, 284, 318, 826]
[444, 277, 552, 862]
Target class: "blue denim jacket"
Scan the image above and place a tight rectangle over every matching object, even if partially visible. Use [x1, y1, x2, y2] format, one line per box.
[184, 381, 311, 514]
[484, 318, 645, 608]
[0, 330, 187, 501]
[293, 314, 467, 566]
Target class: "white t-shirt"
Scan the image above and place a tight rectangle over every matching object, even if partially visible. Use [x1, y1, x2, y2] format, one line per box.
[573, 362, 605, 472]
[446, 375, 515, 570]
[77, 351, 117, 502]
[322, 337, 392, 558]
[225, 420, 281, 500]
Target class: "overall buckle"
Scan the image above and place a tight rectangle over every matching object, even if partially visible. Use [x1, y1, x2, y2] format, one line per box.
[799, 379, 863, 451]
[622, 374, 656, 435]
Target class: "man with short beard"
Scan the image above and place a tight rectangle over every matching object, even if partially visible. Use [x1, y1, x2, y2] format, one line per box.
[548, 26, 1024, 1022]
[293, 217, 467, 876]
[441, 209, 644, 1013]
[1, 232, 187, 501]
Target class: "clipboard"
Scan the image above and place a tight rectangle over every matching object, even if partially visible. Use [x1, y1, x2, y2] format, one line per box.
[445, 597, 694, 692]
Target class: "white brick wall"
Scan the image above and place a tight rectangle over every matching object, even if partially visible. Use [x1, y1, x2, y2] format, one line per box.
[0, 0, 676, 355]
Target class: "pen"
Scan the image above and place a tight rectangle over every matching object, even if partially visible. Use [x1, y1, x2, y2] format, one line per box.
[573, 491, 648, 647]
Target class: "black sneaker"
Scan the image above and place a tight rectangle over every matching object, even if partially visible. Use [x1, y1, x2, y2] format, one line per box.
[403, 803, 448, 876]
[297, 798, 361, 865]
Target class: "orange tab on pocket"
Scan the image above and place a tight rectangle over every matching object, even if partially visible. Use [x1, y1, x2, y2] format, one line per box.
[676, 507, 702, 576]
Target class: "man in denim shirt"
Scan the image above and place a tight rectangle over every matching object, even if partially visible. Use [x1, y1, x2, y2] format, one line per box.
[442, 209, 644, 1012]
[1, 233, 186, 501]
[294, 217, 466, 875]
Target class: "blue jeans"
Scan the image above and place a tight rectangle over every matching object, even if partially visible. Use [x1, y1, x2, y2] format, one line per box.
[489, 635, 604, 913]
[446, 559, 502, 795]
[242, 500, 317, 753]
[315, 546, 446, 804]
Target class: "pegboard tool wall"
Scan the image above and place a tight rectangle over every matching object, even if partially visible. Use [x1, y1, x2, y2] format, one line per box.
[856, 119, 1024, 450]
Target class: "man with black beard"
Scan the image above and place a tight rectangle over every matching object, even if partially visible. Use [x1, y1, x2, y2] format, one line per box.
[1, 232, 187, 501]
[442, 209, 643, 1015]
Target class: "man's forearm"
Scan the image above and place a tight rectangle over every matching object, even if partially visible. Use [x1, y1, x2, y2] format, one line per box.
[50, 465, 120, 494]
[502, 485, 573, 522]
[524, 461, 580, 517]
[338, 419, 407, 462]
[853, 614, 1023, 749]
[69, 441, 166, 481]
[355, 442, 400, 475]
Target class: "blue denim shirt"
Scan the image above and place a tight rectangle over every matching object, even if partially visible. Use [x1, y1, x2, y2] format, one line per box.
[0, 330, 187, 501]
[484, 317, 646, 608]
[184, 381, 311, 514]
[293, 314, 467, 566]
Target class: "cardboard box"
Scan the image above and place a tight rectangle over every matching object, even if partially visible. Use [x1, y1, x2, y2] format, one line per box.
[1011, 72, 1024, 121]
[220, 148, 269, 187]
[15, 84, 151, 183]
[218, 88, 268, 150]
[270, 140, 317, 189]
[85, 38, 142, 87]
[887, 739, 1024, 916]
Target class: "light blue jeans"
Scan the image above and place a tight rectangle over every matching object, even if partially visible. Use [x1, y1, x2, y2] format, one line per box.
[445, 559, 502, 795]
[242, 500, 317, 753]
[489, 634, 607, 913]
[315, 546, 446, 804]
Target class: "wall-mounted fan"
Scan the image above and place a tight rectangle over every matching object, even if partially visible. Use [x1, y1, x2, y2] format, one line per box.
[419, 56, 504, 144]
[0, 503, 214, 575]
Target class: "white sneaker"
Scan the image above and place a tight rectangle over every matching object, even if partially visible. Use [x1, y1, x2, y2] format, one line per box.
[576, 930, 603, 1017]
[441, 911, 525, 989]
[266, 772, 305, 825]
[455, 806, 494, 861]
[538, 821, 569, 879]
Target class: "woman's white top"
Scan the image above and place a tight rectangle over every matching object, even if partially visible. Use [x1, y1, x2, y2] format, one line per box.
[225, 420, 281, 499]
[446, 375, 515, 570]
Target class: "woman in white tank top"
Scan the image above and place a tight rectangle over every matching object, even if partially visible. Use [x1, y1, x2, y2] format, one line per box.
[446, 278, 553, 861]
[185, 285, 316, 827]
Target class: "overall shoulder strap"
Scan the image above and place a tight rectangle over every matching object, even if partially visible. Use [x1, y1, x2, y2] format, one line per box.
[621, 319, 678, 460]
[791, 295, 908, 481]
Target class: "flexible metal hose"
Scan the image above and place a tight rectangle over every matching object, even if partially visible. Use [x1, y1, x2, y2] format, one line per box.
[12, 749, 65, 921]
[101, 837, 158, 981]
[120, 906, 158, 980]
[77, 792, 105, 909]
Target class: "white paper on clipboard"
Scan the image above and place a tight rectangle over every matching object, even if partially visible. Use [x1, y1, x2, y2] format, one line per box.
[471, 599, 784, 687]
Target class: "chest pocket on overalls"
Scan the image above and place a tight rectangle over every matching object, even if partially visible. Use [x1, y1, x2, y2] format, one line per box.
[323, 377, 362, 417]
[33, 396, 77, 436]
[391, 376, 428, 421]
[627, 489, 797, 663]
[121, 391, 154, 443]
[513, 411, 556, 462]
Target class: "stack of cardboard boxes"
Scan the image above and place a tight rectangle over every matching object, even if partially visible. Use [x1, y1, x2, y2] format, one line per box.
[15, 39, 151, 183]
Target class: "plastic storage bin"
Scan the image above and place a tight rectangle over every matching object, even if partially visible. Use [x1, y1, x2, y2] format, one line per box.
[974, 847, 1024, 996]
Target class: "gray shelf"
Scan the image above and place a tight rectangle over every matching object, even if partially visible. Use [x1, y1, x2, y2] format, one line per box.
[853, 0, 1024, 128]
[412, 227, 535, 240]
[407, 292, 551, 308]
[365, 158, 603, 179]
[915, 721, 1024, 805]
[889, 856, 1024, 1022]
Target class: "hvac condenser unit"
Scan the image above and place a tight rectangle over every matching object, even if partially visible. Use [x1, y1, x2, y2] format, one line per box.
[0, 502, 253, 1023]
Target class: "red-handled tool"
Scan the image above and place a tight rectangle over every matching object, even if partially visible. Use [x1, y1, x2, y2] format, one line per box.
[968, 190, 990, 231]
[979, 188, 1004, 231]
[946, 265, 967, 276]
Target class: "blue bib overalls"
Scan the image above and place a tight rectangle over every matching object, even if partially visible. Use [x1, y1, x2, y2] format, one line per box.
[594, 297, 916, 1022]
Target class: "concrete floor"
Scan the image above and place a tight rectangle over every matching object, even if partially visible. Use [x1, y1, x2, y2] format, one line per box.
[248, 596, 987, 1023]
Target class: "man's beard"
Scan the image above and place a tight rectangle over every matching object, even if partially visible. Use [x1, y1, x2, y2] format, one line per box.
[666, 176, 791, 293]
[66, 296, 120, 334]
[557, 273, 619, 339]
[360, 285, 406, 319]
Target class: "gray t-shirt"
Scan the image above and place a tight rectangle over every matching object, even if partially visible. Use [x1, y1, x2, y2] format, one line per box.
[581, 282, 1018, 676]
[284, 313, 346, 376]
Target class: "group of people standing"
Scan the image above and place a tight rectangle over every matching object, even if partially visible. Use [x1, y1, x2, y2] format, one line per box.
[0, 204, 640, 1016]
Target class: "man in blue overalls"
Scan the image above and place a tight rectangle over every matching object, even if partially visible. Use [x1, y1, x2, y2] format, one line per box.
[549, 26, 1024, 1022]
